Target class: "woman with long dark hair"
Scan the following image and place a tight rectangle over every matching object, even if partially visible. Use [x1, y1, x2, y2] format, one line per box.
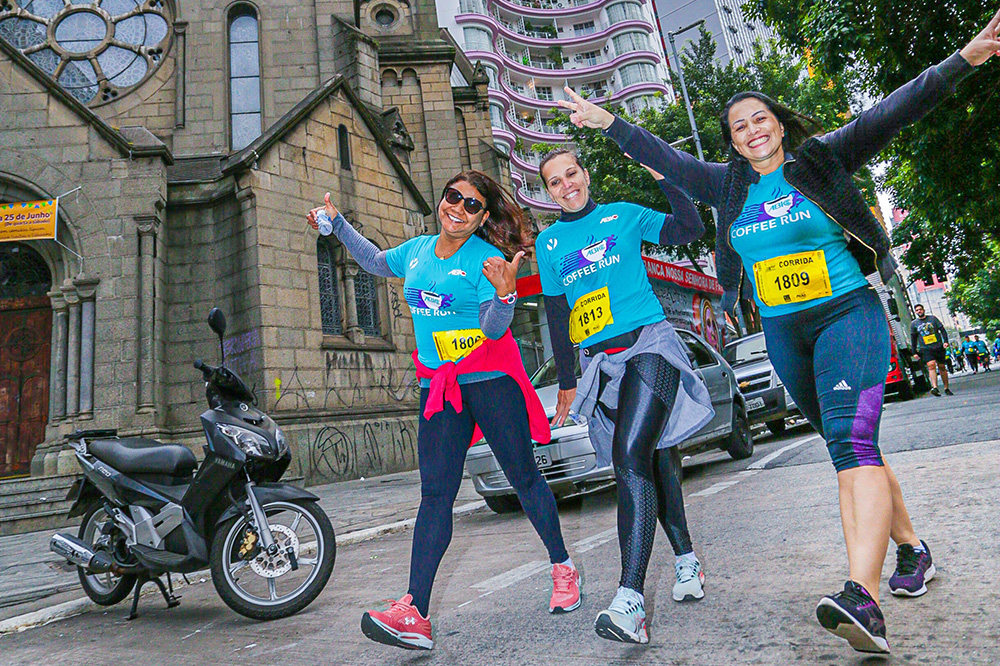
[535, 148, 716, 644]
[556, 9, 1000, 655]
[306, 170, 580, 651]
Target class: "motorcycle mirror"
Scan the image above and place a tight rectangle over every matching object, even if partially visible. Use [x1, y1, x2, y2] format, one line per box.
[208, 308, 227, 362]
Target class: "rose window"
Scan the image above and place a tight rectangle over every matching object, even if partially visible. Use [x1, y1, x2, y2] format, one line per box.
[0, 0, 172, 106]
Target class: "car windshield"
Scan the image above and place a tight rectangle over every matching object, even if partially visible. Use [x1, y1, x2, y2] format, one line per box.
[530, 354, 581, 388]
[723, 335, 769, 367]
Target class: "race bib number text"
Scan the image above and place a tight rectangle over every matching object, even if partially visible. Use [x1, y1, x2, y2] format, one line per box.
[569, 287, 613, 344]
[753, 250, 833, 307]
[433, 328, 486, 363]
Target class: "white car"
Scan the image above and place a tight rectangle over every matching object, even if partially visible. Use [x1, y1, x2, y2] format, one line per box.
[465, 329, 751, 513]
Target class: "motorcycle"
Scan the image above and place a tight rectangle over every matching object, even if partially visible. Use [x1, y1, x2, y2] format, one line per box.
[50, 308, 335, 620]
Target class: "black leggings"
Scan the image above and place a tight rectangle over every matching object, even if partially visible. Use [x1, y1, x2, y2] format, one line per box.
[602, 353, 692, 594]
[408, 376, 568, 617]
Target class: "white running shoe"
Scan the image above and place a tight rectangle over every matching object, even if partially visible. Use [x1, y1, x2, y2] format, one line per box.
[673, 556, 705, 601]
[594, 586, 648, 644]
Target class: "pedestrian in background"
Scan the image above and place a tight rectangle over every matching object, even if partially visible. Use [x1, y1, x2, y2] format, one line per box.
[910, 304, 952, 395]
[963, 336, 981, 373]
[557, 7, 1000, 654]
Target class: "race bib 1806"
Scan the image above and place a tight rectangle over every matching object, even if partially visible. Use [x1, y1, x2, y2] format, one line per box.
[432, 328, 485, 363]
[569, 287, 613, 344]
[753, 250, 833, 307]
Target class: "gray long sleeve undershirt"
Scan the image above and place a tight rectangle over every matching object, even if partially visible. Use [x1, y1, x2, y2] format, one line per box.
[321, 212, 515, 338]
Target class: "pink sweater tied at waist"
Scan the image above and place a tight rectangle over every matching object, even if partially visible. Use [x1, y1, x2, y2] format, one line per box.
[411, 330, 552, 447]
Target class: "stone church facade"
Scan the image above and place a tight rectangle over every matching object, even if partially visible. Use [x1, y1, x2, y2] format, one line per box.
[0, 0, 510, 502]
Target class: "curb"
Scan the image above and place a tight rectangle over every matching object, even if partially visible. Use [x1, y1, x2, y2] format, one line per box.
[0, 499, 486, 635]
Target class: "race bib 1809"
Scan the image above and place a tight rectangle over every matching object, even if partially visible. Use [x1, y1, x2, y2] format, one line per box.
[569, 287, 613, 344]
[753, 250, 833, 307]
[432, 328, 485, 363]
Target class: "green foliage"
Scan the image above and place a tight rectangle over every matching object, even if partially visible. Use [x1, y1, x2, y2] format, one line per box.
[746, 1, 1000, 290]
[947, 239, 1000, 330]
[549, 28, 862, 263]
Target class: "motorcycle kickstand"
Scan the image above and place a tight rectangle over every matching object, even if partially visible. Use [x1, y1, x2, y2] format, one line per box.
[126, 572, 181, 621]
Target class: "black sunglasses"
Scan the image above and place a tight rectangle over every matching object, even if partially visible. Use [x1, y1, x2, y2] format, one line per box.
[443, 187, 485, 215]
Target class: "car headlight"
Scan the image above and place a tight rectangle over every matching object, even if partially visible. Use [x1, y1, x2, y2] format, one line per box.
[218, 423, 273, 458]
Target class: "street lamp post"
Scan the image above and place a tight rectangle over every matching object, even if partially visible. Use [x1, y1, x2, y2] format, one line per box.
[667, 20, 718, 227]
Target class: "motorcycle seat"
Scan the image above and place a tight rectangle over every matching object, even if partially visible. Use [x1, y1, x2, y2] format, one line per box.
[89, 438, 197, 476]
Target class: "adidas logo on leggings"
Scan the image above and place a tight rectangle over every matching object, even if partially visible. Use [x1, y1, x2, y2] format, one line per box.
[833, 380, 852, 391]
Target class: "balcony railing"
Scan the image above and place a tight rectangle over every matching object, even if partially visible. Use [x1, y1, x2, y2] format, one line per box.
[507, 110, 562, 134]
[520, 183, 555, 204]
[458, 0, 489, 14]
[514, 151, 542, 166]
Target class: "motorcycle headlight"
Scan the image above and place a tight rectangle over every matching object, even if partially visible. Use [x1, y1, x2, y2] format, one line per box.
[275, 427, 288, 456]
[218, 423, 273, 458]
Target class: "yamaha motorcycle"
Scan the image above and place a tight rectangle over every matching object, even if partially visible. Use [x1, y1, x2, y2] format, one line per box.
[50, 308, 335, 620]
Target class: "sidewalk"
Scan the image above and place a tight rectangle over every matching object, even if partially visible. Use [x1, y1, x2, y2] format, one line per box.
[0, 469, 483, 622]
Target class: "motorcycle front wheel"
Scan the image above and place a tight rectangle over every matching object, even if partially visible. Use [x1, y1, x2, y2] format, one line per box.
[210, 499, 335, 620]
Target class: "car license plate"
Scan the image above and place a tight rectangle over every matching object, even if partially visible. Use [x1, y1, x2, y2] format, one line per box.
[746, 396, 765, 411]
[534, 449, 552, 469]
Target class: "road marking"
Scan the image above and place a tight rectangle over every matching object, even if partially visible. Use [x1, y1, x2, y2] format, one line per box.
[572, 527, 617, 553]
[746, 434, 822, 470]
[689, 470, 760, 497]
[471, 560, 550, 593]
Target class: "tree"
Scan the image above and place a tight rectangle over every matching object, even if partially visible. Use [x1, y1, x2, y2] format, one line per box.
[947, 239, 1000, 331]
[745, 1, 1000, 287]
[539, 29, 865, 266]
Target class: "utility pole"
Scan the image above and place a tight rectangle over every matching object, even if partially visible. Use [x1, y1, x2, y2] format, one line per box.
[667, 20, 718, 227]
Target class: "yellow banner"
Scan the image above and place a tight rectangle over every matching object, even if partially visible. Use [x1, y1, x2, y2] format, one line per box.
[0, 199, 58, 242]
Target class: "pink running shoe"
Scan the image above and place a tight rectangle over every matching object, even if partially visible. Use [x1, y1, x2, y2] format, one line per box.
[550, 563, 581, 613]
[361, 594, 433, 650]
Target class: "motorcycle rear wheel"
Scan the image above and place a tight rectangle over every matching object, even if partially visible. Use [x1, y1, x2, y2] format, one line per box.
[77, 505, 138, 606]
[211, 499, 335, 620]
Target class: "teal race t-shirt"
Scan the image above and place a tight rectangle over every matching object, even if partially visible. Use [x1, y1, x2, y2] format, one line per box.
[729, 166, 868, 317]
[385, 234, 502, 368]
[536, 202, 666, 347]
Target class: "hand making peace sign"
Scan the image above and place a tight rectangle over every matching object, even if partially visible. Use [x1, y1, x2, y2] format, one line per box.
[960, 7, 1000, 66]
[556, 86, 616, 131]
[482, 251, 525, 297]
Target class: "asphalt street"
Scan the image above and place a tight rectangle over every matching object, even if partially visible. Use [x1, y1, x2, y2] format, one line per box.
[1, 369, 997, 665]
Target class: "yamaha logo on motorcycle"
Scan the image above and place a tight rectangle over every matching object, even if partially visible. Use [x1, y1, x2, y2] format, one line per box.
[49, 308, 336, 621]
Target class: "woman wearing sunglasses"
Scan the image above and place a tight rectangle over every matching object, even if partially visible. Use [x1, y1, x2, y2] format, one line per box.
[535, 148, 715, 645]
[306, 171, 579, 651]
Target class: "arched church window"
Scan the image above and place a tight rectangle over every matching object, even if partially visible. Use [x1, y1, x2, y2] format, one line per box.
[228, 4, 262, 151]
[317, 238, 343, 336]
[0, 0, 173, 106]
[0, 243, 51, 300]
[354, 271, 380, 337]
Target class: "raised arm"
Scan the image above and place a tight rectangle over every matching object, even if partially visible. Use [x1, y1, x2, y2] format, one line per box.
[644, 166, 705, 245]
[557, 87, 727, 207]
[307, 193, 395, 277]
[822, 9, 998, 173]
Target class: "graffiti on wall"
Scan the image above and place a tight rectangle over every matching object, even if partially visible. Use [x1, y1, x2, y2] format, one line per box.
[223, 328, 263, 376]
[300, 417, 418, 483]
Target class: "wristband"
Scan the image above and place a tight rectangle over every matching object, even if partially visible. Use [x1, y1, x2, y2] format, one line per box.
[497, 291, 517, 304]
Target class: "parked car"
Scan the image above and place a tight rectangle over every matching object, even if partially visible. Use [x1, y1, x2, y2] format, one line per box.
[722, 332, 800, 436]
[465, 330, 751, 513]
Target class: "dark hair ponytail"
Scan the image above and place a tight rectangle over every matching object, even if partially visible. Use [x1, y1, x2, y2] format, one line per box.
[720, 92, 824, 157]
[442, 171, 531, 260]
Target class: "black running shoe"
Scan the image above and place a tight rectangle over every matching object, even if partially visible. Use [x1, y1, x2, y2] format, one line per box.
[816, 581, 889, 654]
[944, 388, 954, 396]
[930, 387, 941, 396]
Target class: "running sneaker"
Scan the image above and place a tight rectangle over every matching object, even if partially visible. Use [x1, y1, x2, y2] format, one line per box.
[673, 556, 706, 601]
[945, 388, 954, 396]
[816, 581, 889, 654]
[930, 387, 941, 396]
[361, 594, 433, 650]
[889, 541, 935, 597]
[549, 563, 581, 613]
[595, 586, 648, 644]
